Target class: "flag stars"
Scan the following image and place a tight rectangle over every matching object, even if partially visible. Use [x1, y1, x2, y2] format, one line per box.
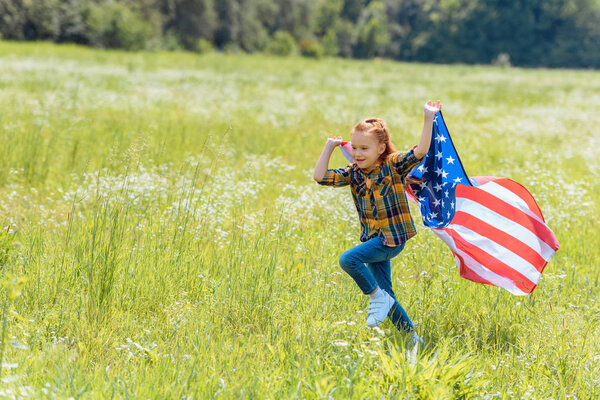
[433, 199, 441, 207]
[453, 177, 462, 183]
[435, 151, 443, 160]
[435, 167, 443, 176]
[434, 183, 442, 191]
[446, 155, 455, 165]
[441, 170, 448, 179]
[435, 134, 447, 143]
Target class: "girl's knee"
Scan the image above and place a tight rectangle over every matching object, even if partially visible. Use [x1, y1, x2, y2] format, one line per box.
[338, 251, 354, 270]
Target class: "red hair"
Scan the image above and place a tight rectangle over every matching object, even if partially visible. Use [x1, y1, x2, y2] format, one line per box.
[351, 118, 398, 163]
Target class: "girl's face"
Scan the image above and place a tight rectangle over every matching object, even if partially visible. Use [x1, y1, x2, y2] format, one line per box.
[351, 132, 386, 172]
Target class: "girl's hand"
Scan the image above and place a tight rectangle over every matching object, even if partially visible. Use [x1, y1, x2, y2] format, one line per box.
[326, 134, 343, 149]
[424, 100, 442, 119]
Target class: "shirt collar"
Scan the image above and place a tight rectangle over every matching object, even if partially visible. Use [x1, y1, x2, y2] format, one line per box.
[352, 161, 384, 179]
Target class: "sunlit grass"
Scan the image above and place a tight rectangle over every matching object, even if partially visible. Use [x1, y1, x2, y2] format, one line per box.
[0, 41, 599, 398]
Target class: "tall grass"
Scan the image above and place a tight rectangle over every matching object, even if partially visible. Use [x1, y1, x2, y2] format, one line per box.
[0, 41, 599, 398]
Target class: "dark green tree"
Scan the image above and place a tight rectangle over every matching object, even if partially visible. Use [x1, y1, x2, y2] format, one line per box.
[86, 1, 154, 50]
[313, 0, 342, 37]
[0, 0, 27, 40]
[271, 0, 315, 39]
[214, 0, 268, 52]
[161, 0, 217, 51]
[334, 18, 357, 58]
[341, 0, 366, 23]
[354, 0, 389, 58]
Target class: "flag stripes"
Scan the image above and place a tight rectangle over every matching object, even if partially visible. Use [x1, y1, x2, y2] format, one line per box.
[433, 229, 531, 295]
[438, 176, 559, 294]
[453, 196, 557, 261]
[451, 212, 548, 269]
[455, 184, 558, 250]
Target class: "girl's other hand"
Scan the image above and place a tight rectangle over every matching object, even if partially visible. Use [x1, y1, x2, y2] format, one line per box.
[424, 100, 442, 118]
[326, 134, 343, 149]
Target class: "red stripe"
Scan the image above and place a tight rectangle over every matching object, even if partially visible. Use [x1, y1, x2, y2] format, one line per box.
[494, 178, 544, 221]
[455, 185, 560, 251]
[452, 211, 547, 272]
[445, 228, 537, 293]
[452, 251, 495, 286]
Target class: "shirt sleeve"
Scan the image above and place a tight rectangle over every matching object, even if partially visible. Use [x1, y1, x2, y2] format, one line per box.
[315, 165, 352, 187]
[390, 146, 424, 178]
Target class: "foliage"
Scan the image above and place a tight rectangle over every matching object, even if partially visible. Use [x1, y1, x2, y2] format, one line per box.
[86, 2, 154, 50]
[354, 0, 389, 59]
[194, 38, 213, 54]
[161, 0, 217, 51]
[266, 30, 297, 56]
[0, 0, 599, 67]
[298, 37, 323, 58]
[333, 18, 357, 58]
[321, 28, 339, 57]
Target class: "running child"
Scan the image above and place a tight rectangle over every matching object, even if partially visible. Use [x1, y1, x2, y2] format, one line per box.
[313, 100, 442, 340]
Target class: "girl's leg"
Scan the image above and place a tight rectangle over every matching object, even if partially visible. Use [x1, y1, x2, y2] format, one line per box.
[367, 260, 414, 333]
[338, 237, 385, 295]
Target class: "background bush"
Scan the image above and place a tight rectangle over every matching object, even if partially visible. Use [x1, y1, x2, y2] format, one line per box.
[86, 2, 154, 50]
[266, 30, 297, 56]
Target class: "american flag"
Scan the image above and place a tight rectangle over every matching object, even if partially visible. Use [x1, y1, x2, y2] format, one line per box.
[405, 112, 560, 295]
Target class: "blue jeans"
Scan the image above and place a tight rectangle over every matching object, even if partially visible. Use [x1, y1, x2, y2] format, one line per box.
[339, 236, 414, 333]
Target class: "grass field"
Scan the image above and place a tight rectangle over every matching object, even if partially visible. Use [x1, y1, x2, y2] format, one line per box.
[0, 41, 599, 399]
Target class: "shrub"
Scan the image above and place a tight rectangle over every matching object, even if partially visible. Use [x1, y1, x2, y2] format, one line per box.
[266, 31, 296, 56]
[86, 3, 154, 51]
[162, 33, 181, 51]
[194, 38, 213, 54]
[298, 38, 323, 58]
[492, 53, 512, 67]
[322, 29, 338, 57]
[224, 42, 241, 54]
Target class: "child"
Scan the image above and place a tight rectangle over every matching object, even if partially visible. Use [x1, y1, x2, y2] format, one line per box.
[313, 101, 442, 341]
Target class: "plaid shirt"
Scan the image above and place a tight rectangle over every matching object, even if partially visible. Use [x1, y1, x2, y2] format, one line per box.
[316, 147, 423, 247]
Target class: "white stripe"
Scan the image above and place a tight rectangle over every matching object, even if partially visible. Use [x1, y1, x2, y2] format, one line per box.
[455, 197, 556, 261]
[432, 228, 528, 295]
[477, 181, 545, 224]
[445, 223, 541, 285]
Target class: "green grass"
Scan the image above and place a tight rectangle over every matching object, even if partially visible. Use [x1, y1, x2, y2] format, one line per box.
[0, 40, 599, 398]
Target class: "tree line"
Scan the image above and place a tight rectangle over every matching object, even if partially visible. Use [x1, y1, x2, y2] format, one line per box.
[1, 0, 599, 68]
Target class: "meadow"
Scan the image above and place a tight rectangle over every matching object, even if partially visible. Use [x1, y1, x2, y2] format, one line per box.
[0, 41, 598, 399]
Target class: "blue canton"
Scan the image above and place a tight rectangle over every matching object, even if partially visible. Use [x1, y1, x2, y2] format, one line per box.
[407, 112, 471, 228]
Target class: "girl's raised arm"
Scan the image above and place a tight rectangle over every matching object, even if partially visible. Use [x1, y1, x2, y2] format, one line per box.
[415, 100, 442, 159]
[313, 135, 343, 182]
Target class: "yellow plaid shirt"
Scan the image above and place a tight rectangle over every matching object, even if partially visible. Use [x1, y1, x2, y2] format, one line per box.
[316, 147, 423, 247]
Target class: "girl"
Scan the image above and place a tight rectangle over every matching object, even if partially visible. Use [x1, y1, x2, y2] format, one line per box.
[313, 101, 442, 342]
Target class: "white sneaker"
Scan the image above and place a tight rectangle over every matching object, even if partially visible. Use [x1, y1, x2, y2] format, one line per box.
[410, 331, 424, 349]
[366, 289, 394, 327]
[408, 332, 422, 365]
